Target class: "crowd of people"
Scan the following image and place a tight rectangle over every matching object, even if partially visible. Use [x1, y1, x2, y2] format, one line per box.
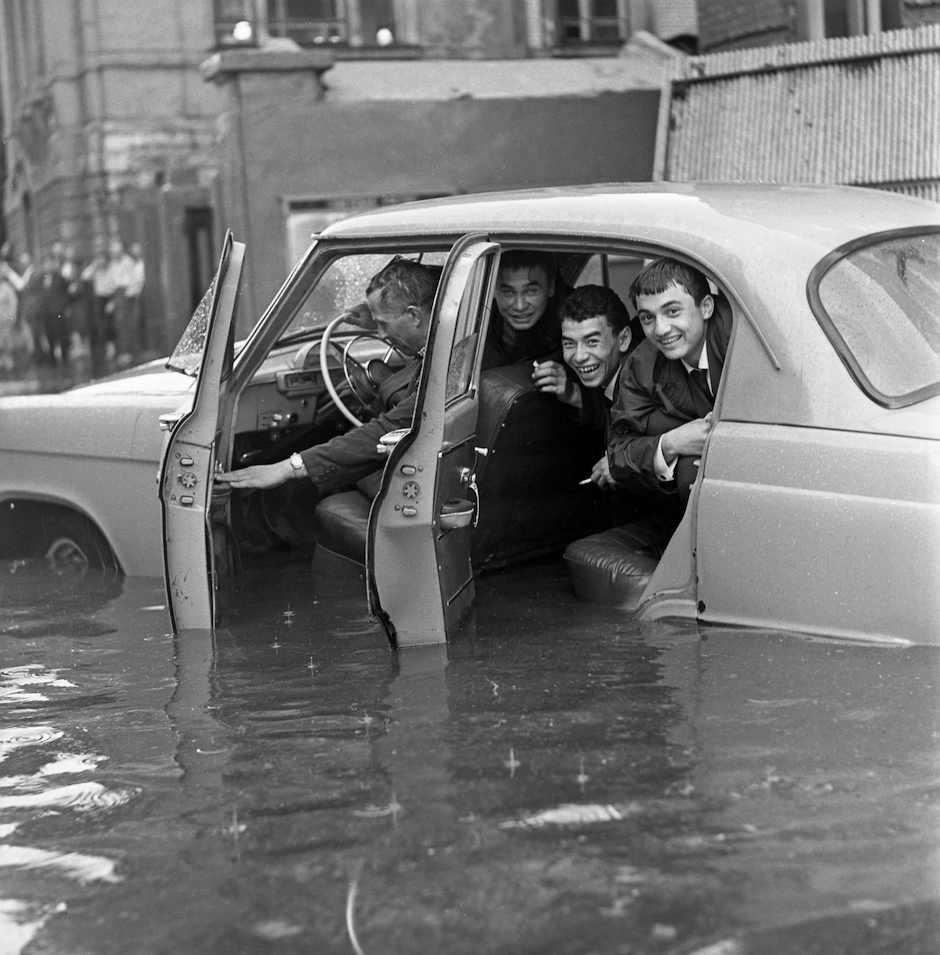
[0, 237, 146, 374]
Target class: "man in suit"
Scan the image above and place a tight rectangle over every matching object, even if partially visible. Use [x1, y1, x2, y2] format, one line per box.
[482, 249, 572, 369]
[607, 257, 732, 505]
[532, 284, 639, 489]
[216, 257, 437, 497]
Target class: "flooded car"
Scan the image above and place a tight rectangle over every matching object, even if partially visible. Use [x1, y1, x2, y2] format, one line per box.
[1, 184, 938, 646]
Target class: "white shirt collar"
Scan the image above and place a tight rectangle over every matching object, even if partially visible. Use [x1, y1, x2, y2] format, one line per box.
[681, 345, 709, 375]
[604, 357, 627, 402]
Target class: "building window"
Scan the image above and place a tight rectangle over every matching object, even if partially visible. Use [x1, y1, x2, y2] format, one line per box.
[267, 0, 347, 45]
[557, 0, 629, 44]
[803, 0, 902, 38]
[214, 0, 396, 48]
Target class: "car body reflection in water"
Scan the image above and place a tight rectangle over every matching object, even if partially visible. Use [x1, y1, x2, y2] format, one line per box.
[0, 558, 938, 954]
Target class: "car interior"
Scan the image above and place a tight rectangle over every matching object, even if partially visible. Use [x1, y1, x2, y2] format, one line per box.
[215, 244, 687, 606]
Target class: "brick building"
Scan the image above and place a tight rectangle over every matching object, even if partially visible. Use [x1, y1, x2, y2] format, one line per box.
[0, 1, 688, 350]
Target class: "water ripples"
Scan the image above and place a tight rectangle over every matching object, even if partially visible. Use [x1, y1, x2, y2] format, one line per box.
[0, 662, 132, 947]
[0, 727, 64, 762]
[0, 781, 135, 812]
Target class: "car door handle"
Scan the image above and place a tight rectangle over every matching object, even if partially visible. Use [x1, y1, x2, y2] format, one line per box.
[440, 498, 475, 531]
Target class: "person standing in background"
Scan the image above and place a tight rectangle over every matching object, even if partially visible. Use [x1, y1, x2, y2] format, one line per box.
[5, 252, 39, 365]
[126, 242, 146, 356]
[105, 238, 138, 366]
[60, 245, 89, 362]
[36, 251, 71, 365]
[0, 257, 19, 371]
[81, 238, 116, 370]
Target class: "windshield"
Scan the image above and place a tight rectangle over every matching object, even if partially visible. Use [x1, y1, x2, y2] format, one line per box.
[811, 229, 940, 407]
[276, 250, 448, 344]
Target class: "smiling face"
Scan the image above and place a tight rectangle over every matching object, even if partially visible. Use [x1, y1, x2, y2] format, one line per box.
[636, 282, 714, 365]
[561, 315, 630, 390]
[494, 266, 554, 331]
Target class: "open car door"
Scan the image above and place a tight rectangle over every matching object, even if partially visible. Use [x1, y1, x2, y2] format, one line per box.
[160, 232, 245, 632]
[368, 235, 501, 648]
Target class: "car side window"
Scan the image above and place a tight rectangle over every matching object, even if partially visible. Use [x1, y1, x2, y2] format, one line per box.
[444, 254, 498, 404]
[812, 229, 940, 407]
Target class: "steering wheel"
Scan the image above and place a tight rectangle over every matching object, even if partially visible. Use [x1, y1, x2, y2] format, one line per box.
[319, 315, 403, 427]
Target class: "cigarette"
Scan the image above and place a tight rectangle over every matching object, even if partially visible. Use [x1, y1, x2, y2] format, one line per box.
[533, 360, 539, 369]
[578, 477, 593, 485]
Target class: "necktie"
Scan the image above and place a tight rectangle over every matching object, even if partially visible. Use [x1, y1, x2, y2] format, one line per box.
[688, 367, 713, 417]
[689, 368, 710, 398]
[501, 323, 517, 354]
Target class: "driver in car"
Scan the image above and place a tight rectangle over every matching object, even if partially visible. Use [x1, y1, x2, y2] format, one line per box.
[216, 250, 575, 500]
[215, 258, 437, 496]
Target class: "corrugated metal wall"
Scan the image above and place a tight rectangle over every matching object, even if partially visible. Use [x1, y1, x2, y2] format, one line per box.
[659, 24, 940, 199]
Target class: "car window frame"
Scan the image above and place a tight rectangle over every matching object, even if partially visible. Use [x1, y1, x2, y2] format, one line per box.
[807, 225, 940, 409]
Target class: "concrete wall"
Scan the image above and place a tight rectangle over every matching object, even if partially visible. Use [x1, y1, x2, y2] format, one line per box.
[210, 64, 660, 332]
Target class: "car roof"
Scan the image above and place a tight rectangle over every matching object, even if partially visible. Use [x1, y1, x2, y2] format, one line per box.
[320, 182, 939, 253]
[323, 181, 940, 440]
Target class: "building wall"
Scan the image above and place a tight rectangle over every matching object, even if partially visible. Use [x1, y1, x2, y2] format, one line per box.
[698, 0, 791, 51]
[658, 23, 940, 204]
[207, 56, 660, 334]
[0, 0, 673, 350]
[0, 0, 225, 350]
[698, 0, 940, 52]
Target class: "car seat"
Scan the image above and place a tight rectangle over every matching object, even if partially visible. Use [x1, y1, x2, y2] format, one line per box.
[312, 363, 606, 574]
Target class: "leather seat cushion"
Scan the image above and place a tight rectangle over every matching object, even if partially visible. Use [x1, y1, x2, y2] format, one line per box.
[563, 514, 676, 609]
[314, 490, 370, 564]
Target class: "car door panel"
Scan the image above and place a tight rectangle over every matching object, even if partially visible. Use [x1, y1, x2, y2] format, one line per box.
[695, 422, 940, 643]
[369, 236, 500, 648]
[160, 233, 245, 632]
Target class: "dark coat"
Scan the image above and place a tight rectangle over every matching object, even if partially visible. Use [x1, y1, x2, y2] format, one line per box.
[607, 300, 732, 487]
[480, 279, 572, 369]
[299, 359, 422, 495]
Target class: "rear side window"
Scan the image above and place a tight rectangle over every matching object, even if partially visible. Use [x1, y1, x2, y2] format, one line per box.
[810, 228, 940, 407]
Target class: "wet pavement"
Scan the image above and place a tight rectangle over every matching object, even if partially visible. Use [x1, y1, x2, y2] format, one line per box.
[0, 556, 938, 955]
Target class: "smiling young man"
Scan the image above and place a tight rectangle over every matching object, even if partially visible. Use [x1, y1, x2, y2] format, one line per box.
[482, 249, 571, 368]
[532, 284, 636, 489]
[606, 257, 732, 504]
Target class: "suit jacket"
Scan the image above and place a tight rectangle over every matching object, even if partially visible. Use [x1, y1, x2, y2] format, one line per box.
[299, 359, 422, 495]
[607, 300, 732, 487]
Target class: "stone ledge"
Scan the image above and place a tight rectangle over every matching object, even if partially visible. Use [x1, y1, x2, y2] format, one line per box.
[201, 45, 333, 82]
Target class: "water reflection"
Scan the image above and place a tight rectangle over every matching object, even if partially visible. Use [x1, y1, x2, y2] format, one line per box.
[0, 558, 937, 954]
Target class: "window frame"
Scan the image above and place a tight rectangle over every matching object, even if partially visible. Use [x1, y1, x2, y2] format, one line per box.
[807, 225, 940, 409]
[555, 0, 630, 46]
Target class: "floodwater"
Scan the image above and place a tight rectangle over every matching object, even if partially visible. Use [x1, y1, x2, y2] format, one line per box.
[0, 555, 938, 955]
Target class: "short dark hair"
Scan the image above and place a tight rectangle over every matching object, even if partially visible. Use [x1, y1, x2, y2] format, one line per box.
[629, 257, 710, 309]
[367, 258, 438, 314]
[560, 285, 630, 334]
[498, 249, 557, 282]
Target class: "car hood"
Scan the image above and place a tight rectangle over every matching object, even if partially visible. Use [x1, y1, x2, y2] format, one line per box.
[0, 362, 196, 462]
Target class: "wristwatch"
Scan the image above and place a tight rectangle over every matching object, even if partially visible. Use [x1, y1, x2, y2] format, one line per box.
[289, 452, 305, 476]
